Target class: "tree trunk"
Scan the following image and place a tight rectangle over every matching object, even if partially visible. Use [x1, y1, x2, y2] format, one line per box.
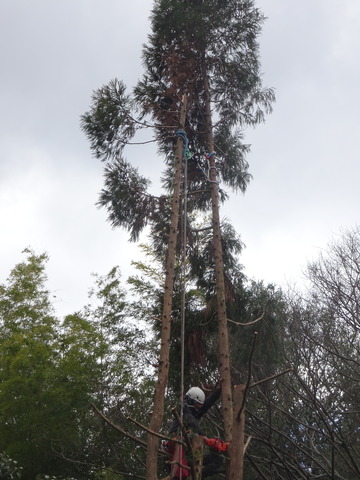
[192, 435, 204, 480]
[202, 62, 233, 443]
[146, 96, 187, 480]
[229, 385, 246, 480]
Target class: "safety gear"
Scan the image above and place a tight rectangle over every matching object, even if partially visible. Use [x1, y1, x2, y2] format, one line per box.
[162, 439, 189, 478]
[204, 437, 229, 453]
[185, 386, 205, 405]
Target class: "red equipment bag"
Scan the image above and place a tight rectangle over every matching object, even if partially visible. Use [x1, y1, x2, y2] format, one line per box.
[162, 439, 190, 479]
[171, 444, 190, 479]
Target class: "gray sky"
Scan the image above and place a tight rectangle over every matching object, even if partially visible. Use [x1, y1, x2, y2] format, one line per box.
[1, 0, 359, 317]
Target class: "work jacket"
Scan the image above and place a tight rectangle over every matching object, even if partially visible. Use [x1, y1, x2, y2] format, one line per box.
[168, 387, 221, 436]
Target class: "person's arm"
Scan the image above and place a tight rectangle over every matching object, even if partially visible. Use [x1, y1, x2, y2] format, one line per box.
[197, 385, 221, 418]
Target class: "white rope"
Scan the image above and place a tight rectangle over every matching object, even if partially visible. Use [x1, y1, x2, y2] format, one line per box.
[180, 143, 188, 426]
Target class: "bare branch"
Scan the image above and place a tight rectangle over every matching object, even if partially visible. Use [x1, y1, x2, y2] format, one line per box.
[227, 311, 264, 326]
[249, 368, 293, 389]
[91, 403, 148, 449]
[128, 416, 186, 447]
[237, 332, 258, 421]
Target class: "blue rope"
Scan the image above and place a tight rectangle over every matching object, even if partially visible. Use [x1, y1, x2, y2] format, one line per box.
[176, 129, 189, 159]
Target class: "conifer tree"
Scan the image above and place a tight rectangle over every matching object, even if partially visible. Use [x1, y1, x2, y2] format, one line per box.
[134, 1, 274, 476]
[82, 1, 274, 478]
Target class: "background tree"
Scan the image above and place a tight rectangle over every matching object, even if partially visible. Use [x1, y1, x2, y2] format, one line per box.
[0, 249, 62, 479]
[242, 227, 360, 479]
[0, 251, 154, 479]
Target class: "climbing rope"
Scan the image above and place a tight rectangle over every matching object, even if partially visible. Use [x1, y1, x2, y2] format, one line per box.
[175, 130, 219, 421]
[176, 129, 189, 432]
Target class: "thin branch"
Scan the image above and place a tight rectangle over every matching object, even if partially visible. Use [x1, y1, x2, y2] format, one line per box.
[187, 189, 211, 197]
[189, 225, 213, 233]
[125, 139, 159, 146]
[91, 403, 148, 449]
[227, 311, 264, 326]
[249, 368, 293, 389]
[237, 332, 258, 421]
[127, 416, 186, 447]
[52, 440, 146, 480]
[244, 435, 252, 454]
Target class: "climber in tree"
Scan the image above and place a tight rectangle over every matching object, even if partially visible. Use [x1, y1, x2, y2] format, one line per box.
[168, 386, 226, 478]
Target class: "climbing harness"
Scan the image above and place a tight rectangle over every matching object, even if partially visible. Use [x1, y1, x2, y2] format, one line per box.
[205, 152, 219, 185]
[192, 150, 219, 186]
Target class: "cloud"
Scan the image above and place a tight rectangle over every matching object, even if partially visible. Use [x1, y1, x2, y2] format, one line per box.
[1, 0, 360, 317]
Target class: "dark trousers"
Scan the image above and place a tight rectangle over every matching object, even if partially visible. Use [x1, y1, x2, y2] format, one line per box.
[202, 450, 224, 478]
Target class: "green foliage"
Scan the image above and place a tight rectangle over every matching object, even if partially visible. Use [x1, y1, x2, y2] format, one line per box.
[80, 79, 136, 161]
[0, 250, 155, 479]
[98, 158, 164, 241]
[135, 0, 275, 191]
[82, 0, 275, 243]
[0, 249, 61, 479]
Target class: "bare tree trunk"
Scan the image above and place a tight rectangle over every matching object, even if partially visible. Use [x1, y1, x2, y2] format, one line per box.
[146, 96, 187, 480]
[202, 62, 233, 443]
[229, 385, 246, 480]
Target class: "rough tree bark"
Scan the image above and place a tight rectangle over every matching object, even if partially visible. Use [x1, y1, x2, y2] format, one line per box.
[229, 385, 246, 480]
[202, 62, 234, 444]
[146, 97, 187, 480]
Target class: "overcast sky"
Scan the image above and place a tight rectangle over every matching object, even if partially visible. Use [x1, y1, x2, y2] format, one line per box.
[1, 0, 359, 318]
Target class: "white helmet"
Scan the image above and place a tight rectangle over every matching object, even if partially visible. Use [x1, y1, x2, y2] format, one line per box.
[186, 387, 205, 405]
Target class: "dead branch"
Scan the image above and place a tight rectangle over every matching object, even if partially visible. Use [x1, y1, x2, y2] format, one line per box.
[237, 332, 258, 421]
[127, 416, 186, 448]
[168, 458, 191, 471]
[91, 403, 148, 449]
[189, 224, 213, 232]
[249, 368, 293, 389]
[227, 311, 264, 326]
[52, 439, 146, 480]
[244, 435, 252, 454]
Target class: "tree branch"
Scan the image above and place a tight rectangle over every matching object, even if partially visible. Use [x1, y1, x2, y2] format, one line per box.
[227, 311, 264, 326]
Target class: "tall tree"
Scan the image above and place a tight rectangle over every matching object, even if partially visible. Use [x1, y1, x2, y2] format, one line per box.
[82, 0, 274, 477]
[135, 1, 274, 475]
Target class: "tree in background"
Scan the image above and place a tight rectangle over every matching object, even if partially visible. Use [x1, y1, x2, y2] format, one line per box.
[3, 229, 360, 479]
[0, 250, 154, 479]
[242, 227, 360, 479]
[0, 249, 62, 479]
